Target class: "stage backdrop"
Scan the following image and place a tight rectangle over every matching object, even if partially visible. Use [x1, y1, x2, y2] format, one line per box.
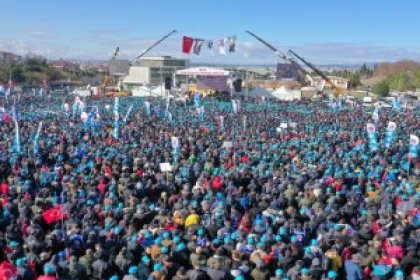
[196, 76, 228, 91]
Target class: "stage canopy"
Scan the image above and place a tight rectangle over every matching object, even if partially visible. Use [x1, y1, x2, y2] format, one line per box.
[176, 67, 230, 77]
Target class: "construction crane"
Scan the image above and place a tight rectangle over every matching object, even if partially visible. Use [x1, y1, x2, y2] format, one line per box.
[246, 31, 344, 99]
[288, 49, 344, 98]
[99, 47, 120, 97]
[246, 31, 310, 76]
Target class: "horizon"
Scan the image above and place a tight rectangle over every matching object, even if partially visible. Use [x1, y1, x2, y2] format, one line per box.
[1, 0, 419, 65]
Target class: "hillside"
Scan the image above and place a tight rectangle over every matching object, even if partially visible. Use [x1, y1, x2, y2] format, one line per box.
[362, 60, 420, 91]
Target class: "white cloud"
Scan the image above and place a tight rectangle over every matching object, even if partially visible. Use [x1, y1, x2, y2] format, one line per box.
[1, 33, 420, 65]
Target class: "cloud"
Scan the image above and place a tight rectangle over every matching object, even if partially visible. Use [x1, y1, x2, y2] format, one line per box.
[1, 34, 420, 65]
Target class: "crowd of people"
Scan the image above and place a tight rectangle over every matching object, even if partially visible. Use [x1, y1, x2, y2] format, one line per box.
[0, 92, 418, 280]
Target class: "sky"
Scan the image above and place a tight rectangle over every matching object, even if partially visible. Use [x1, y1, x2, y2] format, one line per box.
[1, 0, 419, 65]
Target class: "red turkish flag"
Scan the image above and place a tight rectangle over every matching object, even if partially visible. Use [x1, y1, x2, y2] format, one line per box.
[0, 261, 17, 280]
[182, 36, 194, 54]
[42, 205, 66, 224]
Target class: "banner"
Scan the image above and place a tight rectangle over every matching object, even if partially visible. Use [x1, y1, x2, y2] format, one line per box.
[123, 105, 133, 123]
[373, 106, 379, 122]
[33, 122, 43, 154]
[113, 97, 119, 139]
[13, 119, 20, 154]
[409, 134, 419, 158]
[219, 116, 224, 132]
[145, 101, 151, 115]
[383, 121, 396, 148]
[232, 99, 240, 114]
[366, 123, 378, 152]
[194, 92, 201, 107]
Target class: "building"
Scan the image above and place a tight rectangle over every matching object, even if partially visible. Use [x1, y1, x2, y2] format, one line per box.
[0, 51, 21, 62]
[276, 63, 299, 80]
[123, 56, 189, 88]
[310, 76, 349, 90]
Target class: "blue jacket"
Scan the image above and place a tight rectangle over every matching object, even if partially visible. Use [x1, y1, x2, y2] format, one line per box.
[345, 260, 363, 280]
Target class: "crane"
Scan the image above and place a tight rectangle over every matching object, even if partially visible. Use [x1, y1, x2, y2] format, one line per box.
[246, 31, 344, 99]
[246, 31, 310, 76]
[99, 47, 120, 97]
[288, 49, 344, 98]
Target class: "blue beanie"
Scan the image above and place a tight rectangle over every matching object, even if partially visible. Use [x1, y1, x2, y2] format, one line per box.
[173, 236, 181, 244]
[16, 258, 26, 266]
[44, 264, 56, 274]
[129, 266, 138, 275]
[153, 262, 163, 271]
[327, 271, 338, 278]
[275, 269, 284, 276]
[141, 255, 151, 264]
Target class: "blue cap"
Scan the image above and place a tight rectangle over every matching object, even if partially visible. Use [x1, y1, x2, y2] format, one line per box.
[198, 229, 205, 236]
[173, 236, 181, 244]
[275, 269, 284, 276]
[44, 264, 56, 274]
[110, 276, 119, 280]
[161, 246, 169, 254]
[16, 258, 26, 266]
[235, 276, 245, 280]
[9, 241, 19, 247]
[141, 255, 151, 264]
[395, 270, 404, 277]
[129, 266, 138, 275]
[327, 271, 338, 278]
[176, 243, 186, 251]
[153, 262, 163, 271]
[163, 232, 171, 239]
[301, 268, 310, 275]
[154, 237, 162, 245]
[113, 226, 121, 235]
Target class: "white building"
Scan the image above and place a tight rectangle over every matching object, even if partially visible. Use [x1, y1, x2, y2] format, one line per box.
[123, 56, 189, 89]
[310, 76, 349, 90]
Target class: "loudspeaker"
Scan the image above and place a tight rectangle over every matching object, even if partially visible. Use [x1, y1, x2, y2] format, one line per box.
[233, 79, 242, 93]
[164, 77, 172, 90]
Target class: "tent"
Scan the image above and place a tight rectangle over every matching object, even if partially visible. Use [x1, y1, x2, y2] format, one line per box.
[248, 87, 273, 98]
[132, 85, 166, 97]
[271, 86, 301, 101]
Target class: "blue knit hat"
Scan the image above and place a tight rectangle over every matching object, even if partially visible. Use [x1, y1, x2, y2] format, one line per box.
[129, 266, 138, 275]
[275, 269, 284, 276]
[44, 264, 56, 274]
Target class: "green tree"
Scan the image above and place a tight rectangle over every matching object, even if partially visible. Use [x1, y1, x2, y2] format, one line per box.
[374, 81, 390, 97]
[386, 73, 411, 91]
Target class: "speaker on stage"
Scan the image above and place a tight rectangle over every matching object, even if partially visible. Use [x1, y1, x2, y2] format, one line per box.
[164, 77, 172, 90]
[233, 79, 242, 93]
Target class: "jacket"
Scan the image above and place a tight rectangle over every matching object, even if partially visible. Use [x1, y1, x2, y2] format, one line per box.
[344, 260, 363, 280]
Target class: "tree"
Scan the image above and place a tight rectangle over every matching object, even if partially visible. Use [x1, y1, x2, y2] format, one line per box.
[374, 81, 390, 97]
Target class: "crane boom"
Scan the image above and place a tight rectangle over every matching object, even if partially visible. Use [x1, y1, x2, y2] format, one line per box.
[135, 30, 177, 60]
[245, 31, 310, 77]
[288, 49, 344, 97]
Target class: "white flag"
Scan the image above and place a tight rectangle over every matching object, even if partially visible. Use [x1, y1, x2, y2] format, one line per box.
[171, 136, 179, 149]
[219, 39, 226, 55]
